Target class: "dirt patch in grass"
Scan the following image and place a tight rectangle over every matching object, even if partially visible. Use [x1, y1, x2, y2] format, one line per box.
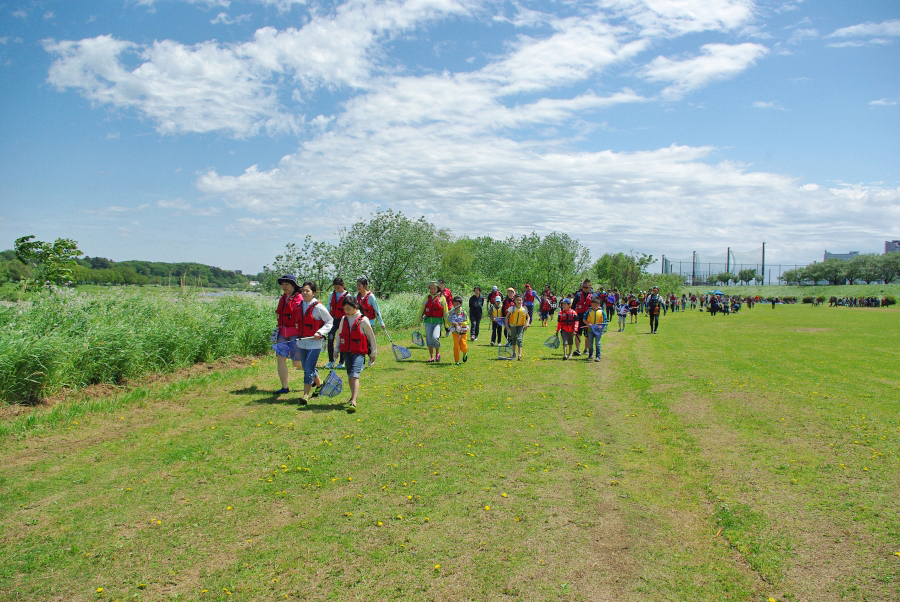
[795, 328, 830, 332]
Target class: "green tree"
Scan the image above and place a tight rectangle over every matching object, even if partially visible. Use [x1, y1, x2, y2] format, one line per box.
[14, 235, 83, 289]
[846, 253, 880, 284]
[714, 272, 736, 285]
[878, 253, 900, 284]
[779, 268, 803, 286]
[810, 258, 846, 285]
[592, 251, 656, 292]
[333, 210, 440, 295]
[531, 232, 592, 294]
[264, 235, 337, 293]
[737, 268, 757, 285]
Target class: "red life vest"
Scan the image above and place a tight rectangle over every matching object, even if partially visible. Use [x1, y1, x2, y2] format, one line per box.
[276, 293, 302, 338]
[424, 295, 444, 318]
[298, 300, 325, 338]
[574, 291, 593, 314]
[442, 288, 453, 308]
[339, 315, 369, 354]
[557, 309, 578, 332]
[502, 296, 515, 314]
[540, 297, 551, 311]
[329, 290, 348, 319]
[524, 289, 537, 303]
[357, 291, 376, 320]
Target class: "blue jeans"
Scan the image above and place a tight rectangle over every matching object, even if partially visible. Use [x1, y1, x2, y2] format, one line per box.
[424, 322, 442, 348]
[293, 347, 321, 385]
[586, 330, 601, 357]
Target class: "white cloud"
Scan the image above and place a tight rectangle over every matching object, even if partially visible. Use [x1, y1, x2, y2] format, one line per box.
[827, 19, 900, 38]
[211, 12, 252, 25]
[753, 100, 785, 110]
[157, 199, 221, 215]
[870, 98, 898, 107]
[787, 27, 818, 44]
[641, 43, 769, 100]
[11, 8, 27, 19]
[43, 0, 475, 137]
[596, 0, 755, 37]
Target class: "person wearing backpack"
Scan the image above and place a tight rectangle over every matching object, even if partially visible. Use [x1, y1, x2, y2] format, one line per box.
[646, 286, 663, 334]
[337, 296, 377, 413]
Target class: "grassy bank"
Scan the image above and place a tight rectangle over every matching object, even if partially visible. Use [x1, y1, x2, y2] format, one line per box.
[682, 282, 900, 299]
[0, 304, 897, 600]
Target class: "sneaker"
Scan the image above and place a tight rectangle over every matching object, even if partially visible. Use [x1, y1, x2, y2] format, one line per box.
[463, 352, 468, 363]
[324, 362, 335, 369]
[335, 362, 345, 370]
[455, 361, 461, 365]
[275, 387, 289, 394]
[299, 396, 309, 405]
[563, 355, 568, 361]
[346, 402, 356, 414]
[490, 342, 495, 346]
[594, 358, 601, 362]
[572, 350, 581, 357]
[312, 384, 323, 398]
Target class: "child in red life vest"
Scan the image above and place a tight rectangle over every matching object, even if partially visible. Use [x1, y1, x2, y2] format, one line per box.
[556, 298, 579, 360]
[326, 277, 349, 370]
[337, 296, 377, 413]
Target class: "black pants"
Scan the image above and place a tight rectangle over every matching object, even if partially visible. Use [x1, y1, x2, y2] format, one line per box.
[327, 318, 345, 364]
[649, 312, 659, 332]
[470, 312, 482, 338]
[491, 320, 504, 344]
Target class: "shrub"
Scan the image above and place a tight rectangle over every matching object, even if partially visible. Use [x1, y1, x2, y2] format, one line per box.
[815, 295, 826, 303]
[801, 296, 814, 304]
[884, 295, 896, 306]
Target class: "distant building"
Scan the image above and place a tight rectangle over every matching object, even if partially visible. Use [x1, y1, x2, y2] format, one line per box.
[824, 250, 859, 261]
[886, 240, 900, 253]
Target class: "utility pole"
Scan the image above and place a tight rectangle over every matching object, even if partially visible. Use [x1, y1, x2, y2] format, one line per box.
[761, 242, 766, 286]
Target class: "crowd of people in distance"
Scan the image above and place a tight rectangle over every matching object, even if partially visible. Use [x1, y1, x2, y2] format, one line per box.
[272, 275, 803, 412]
[829, 296, 890, 307]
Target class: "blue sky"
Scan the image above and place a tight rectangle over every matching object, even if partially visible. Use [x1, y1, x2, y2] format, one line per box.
[1, 0, 898, 274]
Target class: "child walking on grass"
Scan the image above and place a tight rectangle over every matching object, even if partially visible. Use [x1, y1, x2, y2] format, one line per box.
[583, 296, 604, 362]
[449, 296, 470, 365]
[337, 296, 377, 413]
[506, 294, 531, 360]
[617, 299, 628, 332]
[489, 296, 505, 346]
[556, 298, 578, 360]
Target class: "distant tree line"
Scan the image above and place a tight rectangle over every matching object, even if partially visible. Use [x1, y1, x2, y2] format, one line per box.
[1, 241, 259, 290]
[263, 209, 673, 297]
[779, 254, 900, 286]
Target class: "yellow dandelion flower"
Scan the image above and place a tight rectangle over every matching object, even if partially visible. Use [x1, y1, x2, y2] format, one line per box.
[96, 587, 103, 593]
[434, 564, 441, 570]
[484, 505, 490, 511]
[501, 493, 508, 498]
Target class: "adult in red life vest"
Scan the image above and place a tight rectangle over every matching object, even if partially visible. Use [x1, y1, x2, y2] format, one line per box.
[522, 284, 538, 322]
[571, 279, 594, 356]
[274, 275, 304, 395]
[415, 281, 450, 362]
[337, 296, 377, 413]
[487, 286, 502, 306]
[294, 280, 334, 403]
[325, 277, 349, 370]
[355, 277, 386, 332]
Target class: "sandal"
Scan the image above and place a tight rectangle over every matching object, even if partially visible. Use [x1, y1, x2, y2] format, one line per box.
[346, 401, 357, 414]
[427, 358, 435, 363]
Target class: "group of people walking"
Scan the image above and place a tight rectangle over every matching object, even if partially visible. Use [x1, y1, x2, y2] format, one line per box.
[273, 275, 676, 411]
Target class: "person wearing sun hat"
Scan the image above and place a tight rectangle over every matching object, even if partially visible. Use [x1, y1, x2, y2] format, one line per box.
[273, 274, 303, 395]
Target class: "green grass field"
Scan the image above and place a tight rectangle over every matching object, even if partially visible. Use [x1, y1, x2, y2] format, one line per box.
[1, 304, 898, 601]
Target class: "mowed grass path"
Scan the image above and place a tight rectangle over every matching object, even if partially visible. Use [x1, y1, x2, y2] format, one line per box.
[1, 305, 898, 601]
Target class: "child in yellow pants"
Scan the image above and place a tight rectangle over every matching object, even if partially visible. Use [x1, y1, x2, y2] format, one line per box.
[449, 296, 469, 364]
